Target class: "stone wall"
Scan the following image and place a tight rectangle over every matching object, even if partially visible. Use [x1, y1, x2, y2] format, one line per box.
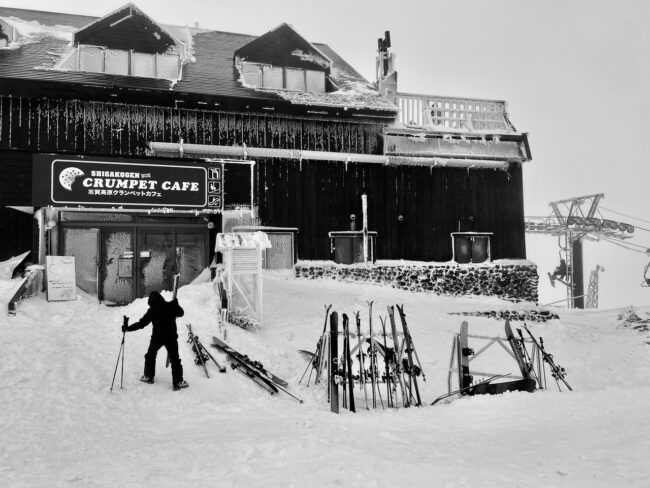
[294, 260, 539, 303]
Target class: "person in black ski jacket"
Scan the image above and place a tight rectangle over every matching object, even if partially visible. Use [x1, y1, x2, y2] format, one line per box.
[123, 291, 188, 390]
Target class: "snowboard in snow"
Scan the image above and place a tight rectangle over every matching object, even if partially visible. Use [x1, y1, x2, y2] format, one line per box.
[329, 311, 339, 414]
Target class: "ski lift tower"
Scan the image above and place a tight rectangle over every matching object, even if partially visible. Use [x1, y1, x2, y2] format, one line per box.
[525, 193, 635, 308]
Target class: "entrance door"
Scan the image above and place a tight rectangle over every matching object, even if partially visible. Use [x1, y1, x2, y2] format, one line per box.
[62, 227, 99, 296]
[138, 229, 174, 297]
[101, 228, 135, 304]
[176, 231, 207, 287]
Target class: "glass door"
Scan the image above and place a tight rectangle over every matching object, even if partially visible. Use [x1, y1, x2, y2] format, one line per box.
[62, 227, 99, 296]
[101, 228, 135, 304]
[176, 231, 207, 287]
[138, 229, 174, 297]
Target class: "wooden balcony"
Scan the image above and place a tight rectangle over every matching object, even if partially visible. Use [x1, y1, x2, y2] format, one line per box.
[388, 92, 517, 134]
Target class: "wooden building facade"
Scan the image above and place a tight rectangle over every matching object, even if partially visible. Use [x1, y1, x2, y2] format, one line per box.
[0, 4, 531, 302]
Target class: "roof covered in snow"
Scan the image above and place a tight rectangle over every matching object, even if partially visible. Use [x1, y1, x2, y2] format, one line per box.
[0, 6, 396, 113]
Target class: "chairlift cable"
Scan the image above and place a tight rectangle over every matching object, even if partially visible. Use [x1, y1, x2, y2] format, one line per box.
[598, 206, 650, 226]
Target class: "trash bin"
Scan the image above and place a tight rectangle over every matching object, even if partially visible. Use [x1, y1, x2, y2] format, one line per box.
[329, 231, 377, 264]
[451, 232, 492, 264]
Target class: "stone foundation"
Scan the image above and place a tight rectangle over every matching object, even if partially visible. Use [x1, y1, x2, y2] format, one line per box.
[294, 260, 538, 303]
[449, 310, 559, 323]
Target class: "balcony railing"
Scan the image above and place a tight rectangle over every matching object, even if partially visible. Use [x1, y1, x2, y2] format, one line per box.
[388, 92, 515, 133]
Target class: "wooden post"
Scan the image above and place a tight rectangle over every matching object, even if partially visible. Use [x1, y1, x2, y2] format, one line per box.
[362, 194, 369, 264]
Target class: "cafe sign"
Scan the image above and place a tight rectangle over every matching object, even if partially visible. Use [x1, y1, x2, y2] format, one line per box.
[33, 154, 228, 210]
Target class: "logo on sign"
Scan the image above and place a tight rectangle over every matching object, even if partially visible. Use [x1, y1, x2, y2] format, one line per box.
[59, 167, 85, 191]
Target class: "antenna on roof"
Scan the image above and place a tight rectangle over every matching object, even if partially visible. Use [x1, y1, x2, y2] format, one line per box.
[376, 30, 396, 94]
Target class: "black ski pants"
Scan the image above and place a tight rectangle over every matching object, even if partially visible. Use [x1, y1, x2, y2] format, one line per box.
[144, 336, 183, 384]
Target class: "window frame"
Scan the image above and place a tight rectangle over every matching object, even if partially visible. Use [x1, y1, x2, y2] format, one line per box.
[241, 61, 326, 93]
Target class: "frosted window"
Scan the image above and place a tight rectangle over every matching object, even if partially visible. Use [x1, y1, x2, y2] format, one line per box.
[105, 50, 129, 76]
[79, 46, 104, 73]
[241, 62, 262, 87]
[102, 231, 133, 304]
[177, 232, 206, 286]
[132, 52, 155, 78]
[63, 227, 99, 296]
[262, 65, 283, 89]
[305, 70, 326, 93]
[139, 230, 173, 296]
[285, 68, 305, 91]
[156, 54, 180, 80]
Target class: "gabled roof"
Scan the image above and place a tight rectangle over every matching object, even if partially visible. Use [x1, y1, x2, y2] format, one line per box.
[73, 3, 179, 54]
[235, 23, 331, 71]
[0, 6, 396, 113]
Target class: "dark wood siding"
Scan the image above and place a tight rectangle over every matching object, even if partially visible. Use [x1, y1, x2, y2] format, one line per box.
[257, 159, 526, 261]
[0, 149, 34, 260]
[0, 150, 31, 205]
[0, 94, 526, 261]
[0, 95, 383, 156]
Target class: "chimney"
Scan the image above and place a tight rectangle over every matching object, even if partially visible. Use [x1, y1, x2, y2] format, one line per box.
[375, 30, 397, 95]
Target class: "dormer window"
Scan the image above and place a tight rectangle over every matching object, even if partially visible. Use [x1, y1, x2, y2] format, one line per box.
[57, 3, 186, 80]
[57, 45, 181, 79]
[240, 62, 326, 93]
[235, 23, 332, 94]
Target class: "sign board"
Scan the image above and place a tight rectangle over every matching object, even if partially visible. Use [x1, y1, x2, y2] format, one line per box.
[45, 256, 77, 302]
[32, 154, 253, 211]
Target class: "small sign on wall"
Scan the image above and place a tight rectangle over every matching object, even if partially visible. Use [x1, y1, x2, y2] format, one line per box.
[46, 256, 77, 302]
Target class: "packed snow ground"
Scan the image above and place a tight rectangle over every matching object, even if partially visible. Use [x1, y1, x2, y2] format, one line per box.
[1, 268, 650, 487]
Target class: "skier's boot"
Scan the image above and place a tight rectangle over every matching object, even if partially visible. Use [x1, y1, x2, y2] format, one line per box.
[140, 375, 154, 384]
[173, 380, 189, 391]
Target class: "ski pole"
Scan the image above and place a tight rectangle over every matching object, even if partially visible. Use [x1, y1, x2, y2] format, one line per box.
[516, 327, 541, 387]
[314, 305, 332, 385]
[368, 301, 376, 408]
[380, 316, 392, 407]
[301, 305, 331, 385]
[110, 316, 128, 393]
[355, 311, 369, 410]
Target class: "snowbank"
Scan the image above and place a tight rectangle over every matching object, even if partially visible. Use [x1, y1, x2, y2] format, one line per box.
[1, 272, 649, 487]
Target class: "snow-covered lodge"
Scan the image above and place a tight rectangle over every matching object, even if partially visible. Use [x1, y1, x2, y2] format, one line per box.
[0, 3, 531, 303]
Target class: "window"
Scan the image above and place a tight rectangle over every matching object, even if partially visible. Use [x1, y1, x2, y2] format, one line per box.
[57, 45, 180, 80]
[241, 61, 326, 93]
[261, 65, 283, 89]
[285, 68, 305, 91]
[105, 49, 129, 76]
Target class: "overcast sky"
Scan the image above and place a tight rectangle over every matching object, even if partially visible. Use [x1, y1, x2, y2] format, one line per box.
[3, 0, 650, 308]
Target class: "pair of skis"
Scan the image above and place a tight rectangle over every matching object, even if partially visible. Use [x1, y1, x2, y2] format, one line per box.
[522, 325, 572, 391]
[186, 324, 226, 377]
[506, 321, 572, 391]
[211, 337, 303, 403]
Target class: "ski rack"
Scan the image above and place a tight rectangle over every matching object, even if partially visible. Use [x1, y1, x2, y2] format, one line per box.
[446, 330, 540, 393]
[302, 304, 424, 412]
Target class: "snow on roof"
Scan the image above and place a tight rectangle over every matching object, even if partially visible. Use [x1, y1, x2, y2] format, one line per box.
[259, 87, 397, 111]
[0, 15, 75, 48]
